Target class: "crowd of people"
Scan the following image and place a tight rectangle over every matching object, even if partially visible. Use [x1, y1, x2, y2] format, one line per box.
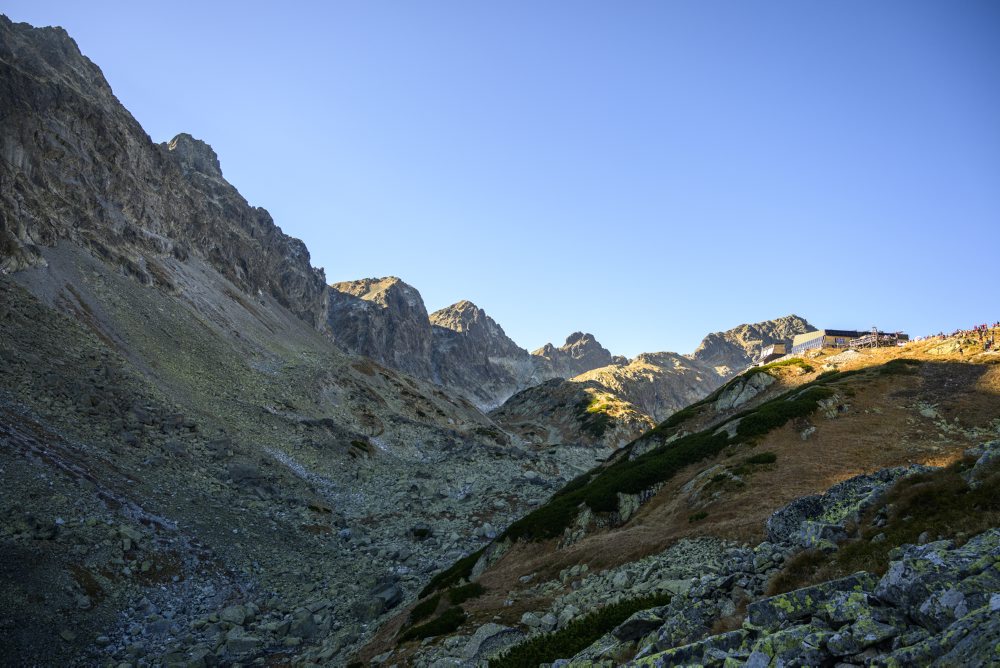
[921, 322, 999, 354]
[973, 322, 998, 351]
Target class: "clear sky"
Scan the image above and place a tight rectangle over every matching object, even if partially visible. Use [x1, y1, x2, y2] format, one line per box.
[6, 1, 1000, 357]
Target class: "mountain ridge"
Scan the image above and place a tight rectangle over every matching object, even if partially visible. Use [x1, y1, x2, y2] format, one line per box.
[0, 16, 330, 328]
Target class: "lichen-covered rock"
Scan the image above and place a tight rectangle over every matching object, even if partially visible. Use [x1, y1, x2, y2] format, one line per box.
[765, 467, 926, 545]
[824, 590, 880, 627]
[873, 602, 1000, 667]
[964, 439, 1000, 488]
[793, 520, 848, 551]
[631, 629, 750, 667]
[648, 598, 722, 652]
[746, 572, 878, 632]
[747, 623, 831, 667]
[825, 614, 898, 655]
[875, 530, 1000, 626]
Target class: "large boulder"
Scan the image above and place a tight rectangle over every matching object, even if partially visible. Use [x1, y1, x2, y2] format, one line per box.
[714, 372, 775, 412]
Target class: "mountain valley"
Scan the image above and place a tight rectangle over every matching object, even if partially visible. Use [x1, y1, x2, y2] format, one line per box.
[1, 14, 999, 668]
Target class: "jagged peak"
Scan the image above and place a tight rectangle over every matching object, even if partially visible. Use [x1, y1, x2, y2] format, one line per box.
[429, 300, 499, 334]
[166, 133, 223, 179]
[533, 331, 609, 357]
[437, 299, 483, 315]
[329, 276, 424, 306]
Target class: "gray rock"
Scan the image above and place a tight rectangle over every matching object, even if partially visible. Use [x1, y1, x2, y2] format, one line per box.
[714, 372, 775, 412]
[826, 615, 897, 655]
[225, 635, 262, 655]
[766, 467, 924, 545]
[747, 572, 878, 631]
[289, 609, 318, 638]
[372, 583, 403, 610]
[219, 604, 246, 626]
[612, 606, 667, 641]
[461, 623, 522, 662]
[520, 612, 541, 628]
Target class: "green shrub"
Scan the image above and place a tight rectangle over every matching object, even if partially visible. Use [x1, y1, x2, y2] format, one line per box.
[576, 398, 613, 438]
[502, 383, 836, 542]
[492, 358, 903, 545]
[399, 606, 467, 643]
[689, 511, 708, 523]
[756, 358, 814, 374]
[490, 593, 671, 668]
[745, 452, 777, 465]
[447, 582, 486, 605]
[408, 593, 440, 624]
[553, 472, 592, 498]
[733, 386, 833, 438]
[649, 404, 701, 437]
[419, 549, 484, 598]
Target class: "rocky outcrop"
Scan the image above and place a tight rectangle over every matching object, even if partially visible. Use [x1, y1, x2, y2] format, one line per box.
[693, 315, 815, 376]
[325, 284, 627, 408]
[532, 332, 621, 379]
[430, 300, 546, 408]
[0, 17, 329, 327]
[535, 446, 1000, 667]
[713, 371, 776, 412]
[490, 378, 656, 450]
[573, 352, 720, 423]
[623, 531, 1000, 667]
[327, 277, 435, 379]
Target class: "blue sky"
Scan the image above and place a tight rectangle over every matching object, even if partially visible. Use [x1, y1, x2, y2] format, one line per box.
[7, 1, 1000, 356]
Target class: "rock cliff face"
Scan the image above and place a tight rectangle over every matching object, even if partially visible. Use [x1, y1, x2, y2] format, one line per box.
[429, 300, 545, 408]
[325, 279, 621, 408]
[0, 17, 329, 327]
[573, 352, 718, 422]
[531, 332, 623, 378]
[693, 314, 815, 376]
[326, 277, 435, 380]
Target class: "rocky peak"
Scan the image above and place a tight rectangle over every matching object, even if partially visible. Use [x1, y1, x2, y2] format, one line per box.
[532, 331, 616, 378]
[429, 299, 484, 333]
[0, 17, 112, 101]
[330, 276, 422, 307]
[693, 314, 815, 376]
[326, 277, 433, 379]
[0, 16, 329, 326]
[429, 301, 521, 357]
[165, 133, 223, 179]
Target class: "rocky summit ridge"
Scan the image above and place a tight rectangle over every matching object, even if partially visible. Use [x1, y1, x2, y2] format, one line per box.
[0, 16, 329, 328]
[532, 332, 625, 379]
[327, 277, 626, 409]
[692, 314, 815, 376]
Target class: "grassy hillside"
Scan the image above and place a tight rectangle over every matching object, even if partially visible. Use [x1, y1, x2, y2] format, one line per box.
[360, 333, 1000, 663]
